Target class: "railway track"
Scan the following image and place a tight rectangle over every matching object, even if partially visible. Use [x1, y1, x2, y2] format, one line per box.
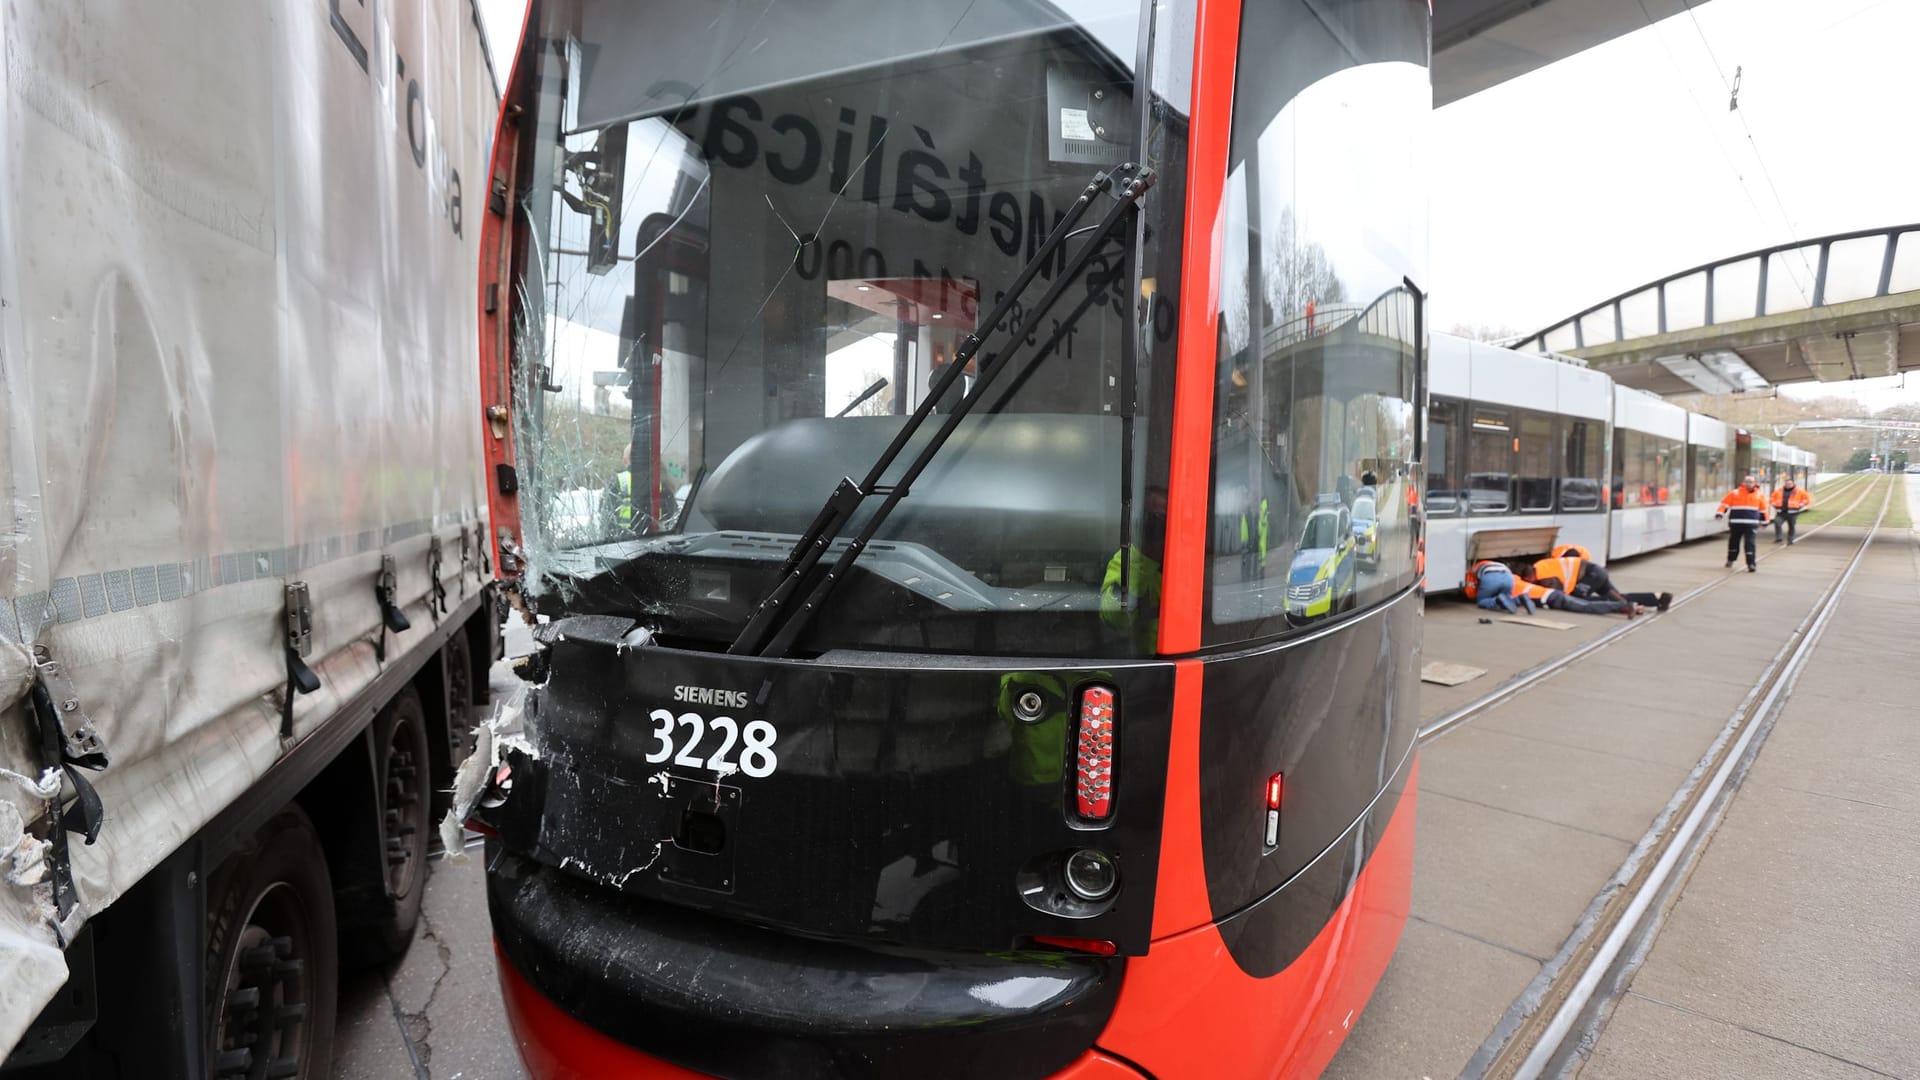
[1463, 477, 1897, 1080]
[1418, 474, 1890, 744]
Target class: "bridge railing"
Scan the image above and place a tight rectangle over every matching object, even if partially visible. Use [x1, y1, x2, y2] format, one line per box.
[1512, 224, 1920, 354]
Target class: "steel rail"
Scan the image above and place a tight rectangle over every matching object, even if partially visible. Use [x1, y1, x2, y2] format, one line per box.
[1483, 478, 1894, 1080]
[1417, 474, 1886, 744]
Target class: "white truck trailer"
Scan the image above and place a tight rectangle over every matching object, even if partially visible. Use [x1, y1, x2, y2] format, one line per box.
[0, 1, 502, 1075]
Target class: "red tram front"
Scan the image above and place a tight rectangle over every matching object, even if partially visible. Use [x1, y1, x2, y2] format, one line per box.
[472, 0, 1430, 1075]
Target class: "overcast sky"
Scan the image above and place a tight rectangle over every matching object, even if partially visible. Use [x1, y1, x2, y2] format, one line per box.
[1433, 0, 1917, 406]
[474, 0, 1916, 406]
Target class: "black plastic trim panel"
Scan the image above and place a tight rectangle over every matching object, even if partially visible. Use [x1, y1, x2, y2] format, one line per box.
[490, 847, 1123, 1080]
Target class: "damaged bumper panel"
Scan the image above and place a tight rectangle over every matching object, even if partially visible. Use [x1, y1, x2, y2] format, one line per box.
[489, 846, 1124, 1078]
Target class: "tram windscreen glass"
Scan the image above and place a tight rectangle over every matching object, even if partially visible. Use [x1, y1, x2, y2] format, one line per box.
[1203, 0, 1427, 643]
[509, 0, 1172, 658]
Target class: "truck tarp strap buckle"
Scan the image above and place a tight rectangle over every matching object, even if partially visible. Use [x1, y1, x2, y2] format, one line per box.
[29, 645, 109, 770]
[375, 554, 411, 662]
[283, 583, 321, 737]
[26, 662, 106, 919]
[428, 536, 448, 622]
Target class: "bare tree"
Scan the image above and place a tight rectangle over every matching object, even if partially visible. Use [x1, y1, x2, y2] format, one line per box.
[1261, 207, 1346, 326]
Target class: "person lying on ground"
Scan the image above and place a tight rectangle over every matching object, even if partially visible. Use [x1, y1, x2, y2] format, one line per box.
[1533, 544, 1672, 613]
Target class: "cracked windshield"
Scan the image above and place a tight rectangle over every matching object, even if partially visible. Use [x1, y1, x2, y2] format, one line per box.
[513, 0, 1166, 656]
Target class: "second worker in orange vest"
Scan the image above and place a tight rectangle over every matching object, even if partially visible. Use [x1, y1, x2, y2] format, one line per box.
[1771, 478, 1811, 546]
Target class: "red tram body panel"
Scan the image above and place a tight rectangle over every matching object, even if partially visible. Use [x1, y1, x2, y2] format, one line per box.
[474, 0, 1430, 1075]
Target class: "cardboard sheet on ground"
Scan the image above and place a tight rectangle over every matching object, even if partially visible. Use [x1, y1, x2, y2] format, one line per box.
[1500, 615, 1577, 631]
[1420, 661, 1487, 687]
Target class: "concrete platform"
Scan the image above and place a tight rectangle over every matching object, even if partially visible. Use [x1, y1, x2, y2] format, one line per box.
[1576, 494, 1920, 1080]
[1331, 521, 1895, 1079]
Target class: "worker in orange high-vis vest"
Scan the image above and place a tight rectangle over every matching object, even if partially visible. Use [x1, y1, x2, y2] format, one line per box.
[1532, 544, 1672, 612]
[1514, 565, 1636, 617]
[1716, 474, 1771, 572]
[1771, 478, 1812, 545]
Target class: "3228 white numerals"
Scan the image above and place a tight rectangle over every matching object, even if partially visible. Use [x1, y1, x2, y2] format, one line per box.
[645, 709, 780, 778]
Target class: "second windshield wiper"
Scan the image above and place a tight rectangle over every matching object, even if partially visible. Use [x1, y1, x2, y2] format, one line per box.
[728, 163, 1156, 658]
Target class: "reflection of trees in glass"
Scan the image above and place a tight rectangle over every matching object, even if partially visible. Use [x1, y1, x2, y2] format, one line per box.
[843, 363, 896, 417]
[1261, 207, 1346, 326]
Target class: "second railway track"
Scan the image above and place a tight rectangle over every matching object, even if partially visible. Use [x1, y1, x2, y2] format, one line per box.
[1462, 477, 1897, 1080]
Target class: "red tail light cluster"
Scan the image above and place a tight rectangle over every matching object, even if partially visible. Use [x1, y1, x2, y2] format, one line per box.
[1265, 772, 1283, 848]
[1074, 686, 1117, 820]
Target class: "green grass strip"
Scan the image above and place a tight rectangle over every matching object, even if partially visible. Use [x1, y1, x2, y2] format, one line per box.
[1795, 474, 1879, 528]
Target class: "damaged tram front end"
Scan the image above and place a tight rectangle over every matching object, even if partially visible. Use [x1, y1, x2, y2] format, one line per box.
[473, 0, 1431, 1076]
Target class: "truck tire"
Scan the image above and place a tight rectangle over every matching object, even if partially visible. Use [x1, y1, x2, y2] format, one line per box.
[444, 627, 477, 765]
[369, 686, 432, 960]
[206, 805, 338, 1080]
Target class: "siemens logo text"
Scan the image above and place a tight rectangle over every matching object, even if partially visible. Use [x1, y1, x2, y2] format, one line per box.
[673, 685, 751, 710]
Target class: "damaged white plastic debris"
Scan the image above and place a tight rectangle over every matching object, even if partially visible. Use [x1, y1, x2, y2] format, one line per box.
[437, 687, 536, 862]
[0, 803, 50, 889]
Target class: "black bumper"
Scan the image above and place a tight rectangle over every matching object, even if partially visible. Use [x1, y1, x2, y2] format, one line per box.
[487, 846, 1125, 1079]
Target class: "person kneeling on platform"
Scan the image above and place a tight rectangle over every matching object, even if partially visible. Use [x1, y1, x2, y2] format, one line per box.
[1534, 544, 1672, 614]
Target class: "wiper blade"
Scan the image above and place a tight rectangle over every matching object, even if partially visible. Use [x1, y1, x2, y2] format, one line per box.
[834, 377, 890, 418]
[728, 163, 1155, 657]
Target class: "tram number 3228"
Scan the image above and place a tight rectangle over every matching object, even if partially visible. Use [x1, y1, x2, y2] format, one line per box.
[644, 709, 781, 778]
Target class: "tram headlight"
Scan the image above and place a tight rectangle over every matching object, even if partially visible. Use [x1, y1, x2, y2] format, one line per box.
[1063, 849, 1118, 901]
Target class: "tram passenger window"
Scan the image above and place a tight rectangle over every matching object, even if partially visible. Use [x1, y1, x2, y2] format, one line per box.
[1467, 407, 1513, 513]
[1656, 438, 1684, 504]
[1615, 430, 1642, 507]
[1560, 417, 1604, 511]
[1426, 398, 1462, 516]
[1201, 0, 1427, 644]
[1517, 412, 1555, 512]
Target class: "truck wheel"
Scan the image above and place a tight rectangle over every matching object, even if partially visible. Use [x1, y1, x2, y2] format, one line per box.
[370, 687, 431, 959]
[444, 628, 477, 764]
[207, 806, 338, 1080]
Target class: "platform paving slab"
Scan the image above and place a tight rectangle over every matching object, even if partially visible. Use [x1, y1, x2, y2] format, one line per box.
[1409, 790, 1630, 962]
[1619, 781, 1920, 1077]
[1321, 917, 1539, 1080]
[1582, 992, 1889, 1080]
[1418, 726, 1691, 844]
[1744, 693, 1919, 812]
[1468, 684, 1732, 770]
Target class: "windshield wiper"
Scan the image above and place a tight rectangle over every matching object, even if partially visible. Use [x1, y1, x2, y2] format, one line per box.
[834, 377, 890, 417]
[728, 163, 1156, 658]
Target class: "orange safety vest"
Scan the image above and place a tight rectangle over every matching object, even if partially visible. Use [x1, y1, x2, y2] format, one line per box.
[1463, 559, 1498, 600]
[1516, 579, 1555, 603]
[1717, 486, 1771, 525]
[1532, 554, 1583, 593]
[1771, 487, 1811, 511]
